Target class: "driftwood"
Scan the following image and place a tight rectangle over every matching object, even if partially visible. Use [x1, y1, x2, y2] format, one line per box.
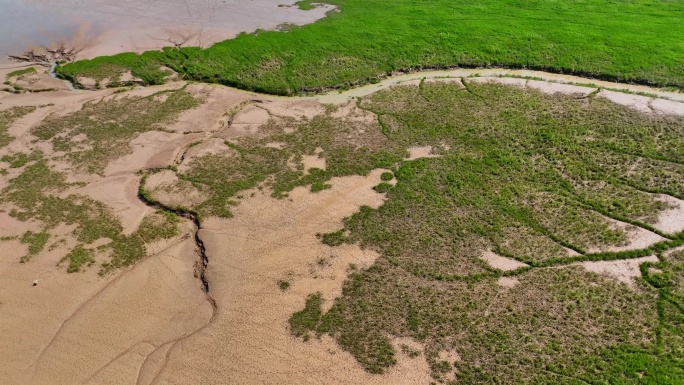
[8, 44, 81, 66]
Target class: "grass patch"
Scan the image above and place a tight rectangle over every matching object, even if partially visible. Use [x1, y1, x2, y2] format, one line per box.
[277, 82, 684, 380]
[289, 292, 324, 341]
[180, 109, 403, 217]
[31, 89, 200, 174]
[1, 151, 43, 168]
[20, 231, 49, 262]
[0, 106, 36, 148]
[295, 0, 317, 11]
[6, 67, 36, 79]
[61, 246, 95, 273]
[380, 171, 394, 181]
[0, 156, 181, 274]
[278, 280, 291, 291]
[58, 0, 684, 94]
[372, 182, 392, 193]
[136, 210, 180, 243]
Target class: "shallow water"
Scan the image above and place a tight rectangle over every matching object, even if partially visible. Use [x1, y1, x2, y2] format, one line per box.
[0, 0, 332, 65]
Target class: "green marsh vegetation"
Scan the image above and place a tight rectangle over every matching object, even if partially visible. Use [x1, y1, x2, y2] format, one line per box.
[0, 91, 194, 272]
[5, 67, 36, 80]
[20, 231, 49, 262]
[0, 156, 180, 273]
[31, 88, 200, 174]
[0, 106, 36, 148]
[279, 81, 684, 382]
[57, 0, 684, 94]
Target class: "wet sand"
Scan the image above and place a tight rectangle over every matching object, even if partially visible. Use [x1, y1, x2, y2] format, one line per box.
[1, 70, 683, 384]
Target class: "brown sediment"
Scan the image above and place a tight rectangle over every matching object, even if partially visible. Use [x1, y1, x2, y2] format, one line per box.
[0, 73, 683, 384]
[4, 1, 334, 64]
[481, 251, 529, 271]
[148, 170, 434, 384]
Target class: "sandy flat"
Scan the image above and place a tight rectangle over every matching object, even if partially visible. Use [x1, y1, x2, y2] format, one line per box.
[579, 255, 658, 287]
[652, 195, 684, 234]
[651, 98, 684, 116]
[497, 276, 521, 288]
[302, 151, 327, 173]
[63, 174, 151, 235]
[406, 145, 441, 160]
[1, 73, 683, 385]
[481, 251, 529, 271]
[148, 170, 433, 384]
[28, 224, 213, 385]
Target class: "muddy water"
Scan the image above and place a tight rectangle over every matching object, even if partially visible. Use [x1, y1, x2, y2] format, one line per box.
[0, 0, 332, 64]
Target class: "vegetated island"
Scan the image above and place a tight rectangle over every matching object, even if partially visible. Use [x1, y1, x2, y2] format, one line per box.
[55, 0, 684, 94]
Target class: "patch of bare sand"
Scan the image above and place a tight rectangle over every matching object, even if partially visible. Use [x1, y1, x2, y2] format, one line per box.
[423, 77, 464, 86]
[148, 169, 433, 384]
[260, 99, 326, 119]
[596, 88, 684, 116]
[171, 84, 256, 134]
[579, 255, 658, 287]
[144, 168, 177, 188]
[0, 213, 41, 239]
[0, 227, 114, 384]
[468, 76, 528, 88]
[588, 219, 665, 253]
[302, 148, 326, 173]
[406, 145, 441, 161]
[221, 104, 271, 137]
[497, 276, 520, 288]
[330, 98, 377, 123]
[651, 98, 684, 116]
[652, 195, 684, 234]
[596, 90, 653, 113]
[104, 131, 202, 175]
[24, 222, 214, 385]
[481, 251, 528, 271]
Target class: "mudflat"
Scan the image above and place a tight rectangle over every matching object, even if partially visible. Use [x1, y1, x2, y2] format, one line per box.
[2, 62, 684, 383]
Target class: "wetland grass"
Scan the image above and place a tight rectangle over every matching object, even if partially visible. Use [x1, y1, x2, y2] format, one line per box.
[57, 0, 684, 94]
[275, 82, 684, 382]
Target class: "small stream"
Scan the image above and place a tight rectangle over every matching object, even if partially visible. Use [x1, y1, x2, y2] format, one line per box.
[48, 62, 75, 90]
